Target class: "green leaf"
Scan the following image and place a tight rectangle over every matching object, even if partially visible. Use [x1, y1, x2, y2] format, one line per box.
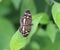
[0, 0, 11, 6]
[11, 0, 21, 10]
[45, 0, 54, 5]
[39, 13, 50, 24]
[28, 14, 42, 38]
[10, 30, 30, 50]
[10, 14, 42, 50]
[52, 2, 60, 29]
[46, 22, 58, 43]
[20, 0, 36, 16]
[0, 5, 11, 16]
[3, 0, 11, 6]
[30, 41, 40, 50]
[0, 18, 15, 50]
[53, 31, 60, 50]
[36, 28, 47, 37]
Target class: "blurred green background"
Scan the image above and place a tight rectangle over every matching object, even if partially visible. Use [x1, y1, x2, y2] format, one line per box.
[0, 0, 60, 50]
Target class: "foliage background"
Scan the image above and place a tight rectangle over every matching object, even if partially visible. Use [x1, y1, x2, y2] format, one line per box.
[0, 0, 60, 50]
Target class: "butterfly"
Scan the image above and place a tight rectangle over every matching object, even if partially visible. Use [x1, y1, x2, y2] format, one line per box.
[19, 10, 32, 37]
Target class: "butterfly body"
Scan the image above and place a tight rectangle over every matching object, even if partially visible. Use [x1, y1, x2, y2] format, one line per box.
[19, 10, 32, 37]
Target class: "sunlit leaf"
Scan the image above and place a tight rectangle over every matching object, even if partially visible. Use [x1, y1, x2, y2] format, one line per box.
[10, 14, 42, 50]
[10, 30, 30, 50]
[52, 2, 60, 29]
[0, 18, 15, 50]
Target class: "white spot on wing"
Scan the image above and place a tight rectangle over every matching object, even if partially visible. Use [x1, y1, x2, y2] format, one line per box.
[27, 16, 29, 18]
[23, 18, 26, 25]
[22, 26, 24, 33]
